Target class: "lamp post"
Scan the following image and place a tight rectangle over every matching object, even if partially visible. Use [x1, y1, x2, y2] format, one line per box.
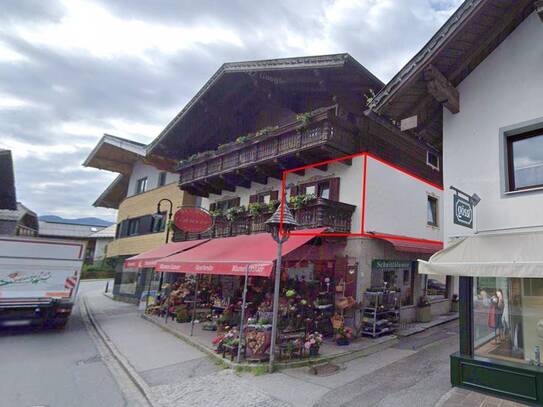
[265, 203, 298, 373]
[154, 198, 174, 297]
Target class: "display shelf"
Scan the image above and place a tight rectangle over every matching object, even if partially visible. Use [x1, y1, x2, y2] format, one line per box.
[360, 289, 399, 338]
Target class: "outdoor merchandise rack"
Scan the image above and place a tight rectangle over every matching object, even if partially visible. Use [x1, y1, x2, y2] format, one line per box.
[360, 289, 399, 338]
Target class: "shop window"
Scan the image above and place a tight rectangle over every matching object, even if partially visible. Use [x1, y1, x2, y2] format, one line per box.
[426, 276, 447, 300]
[472, 277, 543, 365]
[506, 129, 543, 191]
[135, 177, 147, 194]
[127, 218, 140, 236]
[427, 195, 438, 226]
[426, 151, 440, 170]
[158, 172, 167, 187]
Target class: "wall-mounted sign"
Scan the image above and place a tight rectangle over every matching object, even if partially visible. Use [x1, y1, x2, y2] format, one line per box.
[173, 207, 213, 233]
[372, 259, 413, 270]
[453, 194, 473, 229]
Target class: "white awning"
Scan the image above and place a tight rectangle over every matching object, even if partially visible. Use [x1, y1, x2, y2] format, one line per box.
[418, 231, 543, 278]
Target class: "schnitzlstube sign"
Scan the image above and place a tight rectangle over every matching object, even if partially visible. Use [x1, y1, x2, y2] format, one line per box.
[453, 194, 473, 229]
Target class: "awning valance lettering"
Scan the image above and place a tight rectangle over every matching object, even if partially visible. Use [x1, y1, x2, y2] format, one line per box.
[124, 239, 208, 269]
[419, 231, 543, 277]
[155, 228, 328, 277]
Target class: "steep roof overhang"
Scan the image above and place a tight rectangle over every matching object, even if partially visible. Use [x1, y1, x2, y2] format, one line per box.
[370, 0, 536, 146]
[93, 174, 128, 209]
[83, 134, 147, 175]
[147, 53, 384, 161]
[0, 149, 17, 210]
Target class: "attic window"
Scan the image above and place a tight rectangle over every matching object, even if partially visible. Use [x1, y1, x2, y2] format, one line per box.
[427, 151, 440, 171]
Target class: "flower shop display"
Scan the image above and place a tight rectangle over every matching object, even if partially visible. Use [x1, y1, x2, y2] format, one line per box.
[304, 331, 323, 356]
[335, 326, 353, 345]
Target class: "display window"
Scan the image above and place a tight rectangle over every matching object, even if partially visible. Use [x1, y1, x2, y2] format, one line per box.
[473, 277, 543, 365]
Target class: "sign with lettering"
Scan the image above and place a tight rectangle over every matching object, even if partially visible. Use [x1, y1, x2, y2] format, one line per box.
[173, 207, 213, 233]
[453, 194, 473, 229]
[372, 260, 413, 270]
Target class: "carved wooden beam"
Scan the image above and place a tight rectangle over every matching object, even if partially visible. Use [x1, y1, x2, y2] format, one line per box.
[423, 64, 459, 114]
[536, 0, 543, 21]
[255, 164, 282, 180]
[208, 176, 235, 193]
[237, 168, 268, 185]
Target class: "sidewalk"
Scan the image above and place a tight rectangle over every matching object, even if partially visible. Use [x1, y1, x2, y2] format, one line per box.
[436, 387, 527, 407]
[84, 289, 519, 407]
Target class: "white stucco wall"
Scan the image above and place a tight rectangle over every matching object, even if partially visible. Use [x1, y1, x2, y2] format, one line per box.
[127, 161, 179, 198]
[443, 12, 543, 240]
[93, 238, 111, 261]
[364, 156, 443, 241]
[205, 154, 441, 240]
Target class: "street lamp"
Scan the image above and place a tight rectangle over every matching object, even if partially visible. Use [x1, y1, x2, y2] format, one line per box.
[265, 203, 298, 373]
[154, 198, 174, 295]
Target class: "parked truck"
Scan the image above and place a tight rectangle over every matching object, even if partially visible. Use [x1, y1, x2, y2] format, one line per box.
[0, 236, 86, 328]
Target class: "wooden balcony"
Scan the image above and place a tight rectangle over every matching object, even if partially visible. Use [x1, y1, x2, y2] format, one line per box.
[178, 105, 358, 197]
[173, 198, 356, 242]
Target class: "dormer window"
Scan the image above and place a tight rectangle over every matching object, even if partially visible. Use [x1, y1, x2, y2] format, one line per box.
[427, 151, 440, 171]
[135, 177, 147, 194]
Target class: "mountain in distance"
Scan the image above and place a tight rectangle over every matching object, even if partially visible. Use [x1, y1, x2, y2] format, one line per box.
[39, 215, 114, 227]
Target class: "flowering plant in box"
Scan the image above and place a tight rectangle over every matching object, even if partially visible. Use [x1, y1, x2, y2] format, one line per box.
[304, 331, 323, 352]
[335, 326, 353, 341]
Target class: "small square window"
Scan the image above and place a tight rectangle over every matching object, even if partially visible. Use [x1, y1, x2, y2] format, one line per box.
[506, 128, 543, 191]
[427, 151, 440, 170]
[158, 172, 167, 187]
[136, 177, 147, 194]
[305, 185, 316, 196]
[318, 182, 330, 199]
[427, 196, 438, 227]
[128, 218, 140, 236]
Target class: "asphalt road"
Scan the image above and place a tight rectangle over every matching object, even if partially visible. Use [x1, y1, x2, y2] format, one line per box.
[0, 280, 131, 407]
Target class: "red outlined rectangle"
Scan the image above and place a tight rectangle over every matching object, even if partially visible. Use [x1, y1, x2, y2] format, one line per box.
[279, 151, 444, 246]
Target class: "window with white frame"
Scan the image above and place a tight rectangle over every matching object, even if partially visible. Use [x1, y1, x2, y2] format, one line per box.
[427, 195, 438, 227]
[426, 151, 440, 170]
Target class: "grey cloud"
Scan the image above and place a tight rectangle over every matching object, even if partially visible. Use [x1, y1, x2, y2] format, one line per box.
[1, 0, 65, 24]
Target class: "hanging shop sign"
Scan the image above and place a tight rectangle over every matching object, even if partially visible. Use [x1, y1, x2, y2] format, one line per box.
[453, 194, 473, 229]
[173, 207, 213, 233]
[372, 259, 413, 270]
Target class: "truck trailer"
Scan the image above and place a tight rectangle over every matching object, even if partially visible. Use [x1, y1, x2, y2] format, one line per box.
[0, 236, 85, 328]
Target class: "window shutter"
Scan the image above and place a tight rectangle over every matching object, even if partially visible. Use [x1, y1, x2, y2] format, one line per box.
[249, 194, 258, 203]
[329, 178, 340, 201]
[209, 203, 216, 212]
[289, 186, 298, 196]
[270, 190, 279, 201]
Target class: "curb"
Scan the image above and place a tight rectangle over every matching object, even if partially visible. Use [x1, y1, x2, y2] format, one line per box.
[81, 295, 159, 407]
[397, 314, 459, 338]
[141, 313, 398, 372]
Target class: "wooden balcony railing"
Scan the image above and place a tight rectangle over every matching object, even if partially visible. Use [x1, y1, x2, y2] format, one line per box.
[173, 198, 356, 242]
[177, 105, 358, 196]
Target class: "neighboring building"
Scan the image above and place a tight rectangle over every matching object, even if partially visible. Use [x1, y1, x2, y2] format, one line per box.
[147, 54, 448, 321]
[89, 224, 116, 262]
[38, 220, 112, 263]
[83, 134, 195, 302]
[0, 149, 39, 236]
[371, 0, 543, 404]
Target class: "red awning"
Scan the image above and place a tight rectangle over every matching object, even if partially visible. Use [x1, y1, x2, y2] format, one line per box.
[155, 228, 328, 277]
[124, 239, 208, 269]
[372, 233, 443, 254]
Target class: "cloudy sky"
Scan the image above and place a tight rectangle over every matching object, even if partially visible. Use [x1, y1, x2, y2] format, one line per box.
[0, 0, 462, 222]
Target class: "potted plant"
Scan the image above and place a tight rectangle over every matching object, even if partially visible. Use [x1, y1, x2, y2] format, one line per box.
[416, 296, 432, 323]
[248, 202, 264, 216]
[225, 205, 246, 221]
[304, 331, 323, 356]
[451, 294, 459, 313]
[175, 307, 190, 323]
[335, 326, 353, 346]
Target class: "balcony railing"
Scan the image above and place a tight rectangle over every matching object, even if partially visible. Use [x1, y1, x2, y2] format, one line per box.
[177, 105, 357, 196]
[173, 198, 356, 242]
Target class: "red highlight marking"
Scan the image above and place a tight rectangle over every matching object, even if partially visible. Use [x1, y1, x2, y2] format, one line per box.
[282, 152, 444, 246]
